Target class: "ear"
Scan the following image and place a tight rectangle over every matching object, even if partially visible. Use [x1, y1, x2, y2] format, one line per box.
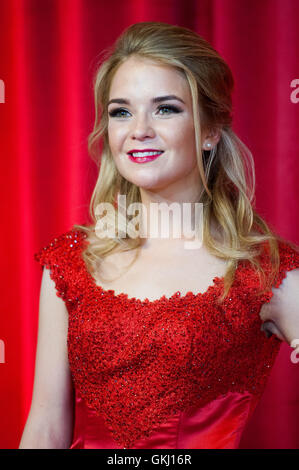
[201, 128, 221, 151]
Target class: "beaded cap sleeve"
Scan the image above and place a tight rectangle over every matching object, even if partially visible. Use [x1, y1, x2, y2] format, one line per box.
[34, 230, 83, 309]
[34, 229, 299, 449]
[251, 239, 299, 303]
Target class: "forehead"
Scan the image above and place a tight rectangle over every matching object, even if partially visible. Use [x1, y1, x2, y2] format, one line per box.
[109, 56, 190, 100]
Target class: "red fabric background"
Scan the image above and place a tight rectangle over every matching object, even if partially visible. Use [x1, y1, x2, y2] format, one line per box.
[0, 0, 298, 449]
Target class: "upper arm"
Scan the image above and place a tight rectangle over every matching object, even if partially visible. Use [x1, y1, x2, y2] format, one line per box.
[21, 267, 74, 446]
[260, 268, 299, 347]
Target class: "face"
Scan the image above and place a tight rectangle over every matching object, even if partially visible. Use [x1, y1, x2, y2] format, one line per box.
[107, 55, 201, 197]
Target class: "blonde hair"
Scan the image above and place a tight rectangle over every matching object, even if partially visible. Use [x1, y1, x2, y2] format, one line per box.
[73, 21, 298, 303]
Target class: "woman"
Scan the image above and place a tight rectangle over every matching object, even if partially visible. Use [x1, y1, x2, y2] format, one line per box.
[19, 22, 299, 449]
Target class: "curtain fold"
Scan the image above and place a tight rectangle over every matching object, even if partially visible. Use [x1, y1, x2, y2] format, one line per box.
[0, 0, 298, 449]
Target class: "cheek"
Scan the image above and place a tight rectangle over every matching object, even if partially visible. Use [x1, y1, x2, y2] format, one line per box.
[172, 122, 195, 151]
[107, 124, 126, 152]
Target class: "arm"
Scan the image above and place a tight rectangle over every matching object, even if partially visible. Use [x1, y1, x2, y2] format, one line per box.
[259, 268, 299, 347]
[19, 267, 74, 448]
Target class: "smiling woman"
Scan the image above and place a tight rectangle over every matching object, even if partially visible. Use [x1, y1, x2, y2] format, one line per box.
[21, 22, 299, 450]
[107, 55, 201, 194]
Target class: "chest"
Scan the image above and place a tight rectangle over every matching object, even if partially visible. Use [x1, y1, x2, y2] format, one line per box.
[68, 271, 280, 419]
[92, 245, 229, 302]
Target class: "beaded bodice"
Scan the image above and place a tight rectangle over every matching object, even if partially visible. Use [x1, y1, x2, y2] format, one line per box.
[34, 228, 299, 448]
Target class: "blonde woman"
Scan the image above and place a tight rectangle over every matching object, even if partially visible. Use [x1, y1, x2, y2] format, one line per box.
[20, 22, 299, 449]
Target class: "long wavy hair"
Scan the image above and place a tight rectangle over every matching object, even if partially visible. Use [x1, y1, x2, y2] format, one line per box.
[73, 21, 298, 303]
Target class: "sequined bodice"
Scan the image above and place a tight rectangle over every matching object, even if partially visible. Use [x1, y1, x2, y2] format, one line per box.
[34, 228, 299, 449]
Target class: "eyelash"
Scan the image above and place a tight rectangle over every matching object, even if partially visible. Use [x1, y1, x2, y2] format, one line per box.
[108, 105, 182, 118]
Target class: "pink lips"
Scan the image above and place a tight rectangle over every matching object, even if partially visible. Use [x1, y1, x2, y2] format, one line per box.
[128, 150, 164, 164]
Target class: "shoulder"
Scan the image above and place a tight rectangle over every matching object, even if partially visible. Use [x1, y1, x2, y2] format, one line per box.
[259, 239, 299, 346]
[34, 227, 88, 305]
[260, 267, 299, 319]
[34, 227, 86, 266]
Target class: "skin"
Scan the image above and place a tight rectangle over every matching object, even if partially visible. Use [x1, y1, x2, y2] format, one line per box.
[19, 268, 73, 448]
[18, 56, 298, 449]
[107, 55, 220, 247]
[107, 55, 299, 348]
[259, 269, 299, 348]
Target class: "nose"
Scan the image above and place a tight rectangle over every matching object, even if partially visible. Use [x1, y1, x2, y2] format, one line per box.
[130, 112, 155, 140]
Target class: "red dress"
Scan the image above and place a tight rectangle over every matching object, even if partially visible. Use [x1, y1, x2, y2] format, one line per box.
[34, 228, 299, 449]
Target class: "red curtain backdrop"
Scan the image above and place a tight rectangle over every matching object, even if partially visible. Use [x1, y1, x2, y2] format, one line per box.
[0, 0, 298, 449]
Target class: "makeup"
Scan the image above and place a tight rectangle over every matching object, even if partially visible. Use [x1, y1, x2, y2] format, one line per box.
[128, 150, 164, 164]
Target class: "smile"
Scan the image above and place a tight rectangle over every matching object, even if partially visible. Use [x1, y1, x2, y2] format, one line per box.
[128, 150, 164, 163]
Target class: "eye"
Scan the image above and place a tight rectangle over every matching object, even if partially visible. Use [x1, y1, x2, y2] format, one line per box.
[108, 104, 182, 118]
[157, 105, 182, 115]
[108, 108, 130, 118]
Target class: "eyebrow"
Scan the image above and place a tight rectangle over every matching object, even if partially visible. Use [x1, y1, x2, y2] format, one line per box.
[107, 95, 185, 106]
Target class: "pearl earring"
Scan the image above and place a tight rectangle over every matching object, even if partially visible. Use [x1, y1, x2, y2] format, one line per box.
[206, 143, 211, 149]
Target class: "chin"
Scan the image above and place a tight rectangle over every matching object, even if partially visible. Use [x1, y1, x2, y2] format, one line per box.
[132, 177, 170, 190]
[118, 170, 166, 189]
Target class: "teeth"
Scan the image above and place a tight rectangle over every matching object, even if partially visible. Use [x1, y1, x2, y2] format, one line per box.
[131, 151, 163, 157]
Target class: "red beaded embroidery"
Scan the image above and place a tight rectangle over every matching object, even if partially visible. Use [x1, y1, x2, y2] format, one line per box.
[34, 229, 299, 448]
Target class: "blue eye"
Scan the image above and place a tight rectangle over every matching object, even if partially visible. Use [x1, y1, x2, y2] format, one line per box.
[108, 104, 182, 118]
[157, 105, 181, 115]
[108, 108, 130, 118]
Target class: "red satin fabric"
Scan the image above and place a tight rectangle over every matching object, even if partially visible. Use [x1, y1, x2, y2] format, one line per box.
[70, 390, 259, 449]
